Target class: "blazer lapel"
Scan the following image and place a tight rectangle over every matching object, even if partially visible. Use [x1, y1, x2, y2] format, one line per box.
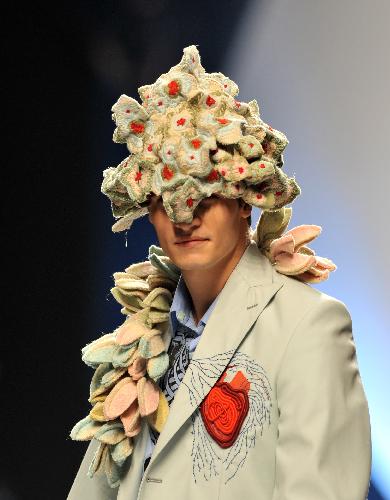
[147, 241, 283, 468]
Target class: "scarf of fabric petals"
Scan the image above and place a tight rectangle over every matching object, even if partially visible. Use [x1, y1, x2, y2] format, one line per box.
[70, 245, 180, 487]
[70, 208, 335, 488]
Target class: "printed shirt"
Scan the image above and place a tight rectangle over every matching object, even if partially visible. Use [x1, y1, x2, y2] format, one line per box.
[142, 274, 221, 465]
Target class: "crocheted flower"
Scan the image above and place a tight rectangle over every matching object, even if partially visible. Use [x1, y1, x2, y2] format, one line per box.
[119, 156, 154, 205]
[112, 95, 149, 154]
[161, 176, 222, 223]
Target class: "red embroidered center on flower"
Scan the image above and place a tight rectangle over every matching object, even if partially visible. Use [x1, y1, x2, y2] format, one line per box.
[256, 193, 263, 199]
[235, 100, 241, 107]
[207, 169, 219, 182]
[275, 191, 282, 196]
[168, 80, 180, 96]
[162, 165, 174, 180]
[186, 198, 193, 207]
[206, 95, 216, 107]
[125, 109, 131, 114]
[248, 143, 254, 148]
[158, 101, 163, 106]
[238, 167, 244, 174]
[135, 171, 142, 182]
[130, 122, 145, 134]
[259, 163, 266, 169]
[190, 155, 195, 160]
[147, 144, 153, 152]
[177, 117, 186, 126]
[221, 170, 226, 176]
[191, 139, 202, 149]
[217, 118, 229, 125]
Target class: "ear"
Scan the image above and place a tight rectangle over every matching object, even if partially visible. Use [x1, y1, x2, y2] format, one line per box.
[238, 198, 252, 219]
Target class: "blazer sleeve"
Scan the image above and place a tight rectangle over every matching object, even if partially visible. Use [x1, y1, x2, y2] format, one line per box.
[67, 439, 119, 500]
[272, 296, 372, 500]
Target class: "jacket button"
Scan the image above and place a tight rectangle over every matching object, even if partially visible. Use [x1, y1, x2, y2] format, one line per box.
[146, 477, 162, 483]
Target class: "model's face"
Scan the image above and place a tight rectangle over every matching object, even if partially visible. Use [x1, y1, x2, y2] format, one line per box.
[147, 193, 251, 271]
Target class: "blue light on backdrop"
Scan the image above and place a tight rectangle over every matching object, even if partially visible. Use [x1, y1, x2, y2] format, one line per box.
[229, 1, 389, 497]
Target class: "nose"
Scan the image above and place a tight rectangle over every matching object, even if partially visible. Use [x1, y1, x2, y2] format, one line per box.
[173, 214, 201, 232]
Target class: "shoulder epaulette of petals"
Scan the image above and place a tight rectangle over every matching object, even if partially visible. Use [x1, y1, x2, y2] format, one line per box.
[254, 207, 337, 283]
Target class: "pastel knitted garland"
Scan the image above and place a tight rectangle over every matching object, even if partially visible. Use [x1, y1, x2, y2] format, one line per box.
[70, 246, 180, 487]
[70, 209, 336, 487]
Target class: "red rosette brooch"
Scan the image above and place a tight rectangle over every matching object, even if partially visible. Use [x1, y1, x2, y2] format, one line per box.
[200, 368, 250, 448]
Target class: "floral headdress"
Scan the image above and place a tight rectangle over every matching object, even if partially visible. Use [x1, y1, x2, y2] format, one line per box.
[70, 45, 336, 488]
[101, 44, 299, 232]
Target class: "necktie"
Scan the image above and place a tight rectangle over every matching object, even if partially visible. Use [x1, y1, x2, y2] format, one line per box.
[144, 322, 198, 470]
[159, 322, 199, 405]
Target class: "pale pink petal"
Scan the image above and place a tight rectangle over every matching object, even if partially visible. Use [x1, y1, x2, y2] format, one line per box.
[120, 400, 141, 437]
[285, 225, 322, 250]
[128, 357, 147, 381]
[137, 377, 160, 417]
[298, 245, 315, 256]
[116, 320, 150, 346]
[103, 377, 138, 420]
[314, 255, 337, 271]
[295, 269, 330, 283]
[274, 252, 316, 275]
[269, 234, 295, 261]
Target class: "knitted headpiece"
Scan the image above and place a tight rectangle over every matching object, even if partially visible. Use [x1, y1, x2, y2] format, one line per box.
[101, 45, 300, 232]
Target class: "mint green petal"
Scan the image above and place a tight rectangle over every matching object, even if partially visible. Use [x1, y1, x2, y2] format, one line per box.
[105, 452, 122, 488]
[110, 437, 133, 466]
[88, 442, 106, 478]
[70, 415, 101, 441]
[90, 362, 112, 397]
[149, 254, 180, 281]
[112, 345, 137, 368]
[148, 246, 180, 281]
[94, 422, 126, 445]
[138, 334, 164, 359]
[81, 333, 116, 368]
[82, 345, 116, 368]
[148, 244, 165, 257]
[147, 352, 170, 381]
[101, 366, 127, 388]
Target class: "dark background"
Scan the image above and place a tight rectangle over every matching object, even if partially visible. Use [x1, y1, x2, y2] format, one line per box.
[4, 1, 383, 499]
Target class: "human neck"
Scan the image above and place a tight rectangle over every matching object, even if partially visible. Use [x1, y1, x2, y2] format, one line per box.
[180, 237, 251, 326]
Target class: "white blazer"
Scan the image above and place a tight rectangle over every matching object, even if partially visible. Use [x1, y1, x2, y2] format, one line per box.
[68, 241, 371, 500]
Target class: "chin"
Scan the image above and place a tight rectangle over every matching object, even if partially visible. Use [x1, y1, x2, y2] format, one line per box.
[170, 252, 212, 271]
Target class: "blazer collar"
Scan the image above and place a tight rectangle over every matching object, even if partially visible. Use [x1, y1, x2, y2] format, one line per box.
[138, 241, 283, 475]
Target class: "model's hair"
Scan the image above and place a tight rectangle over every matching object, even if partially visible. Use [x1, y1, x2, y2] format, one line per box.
[237, 198, 252, 228]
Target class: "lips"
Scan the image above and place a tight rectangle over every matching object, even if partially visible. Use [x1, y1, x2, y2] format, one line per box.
[175, 238, 208, 244]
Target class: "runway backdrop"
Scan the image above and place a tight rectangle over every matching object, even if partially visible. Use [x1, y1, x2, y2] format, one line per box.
[4, 1, 388, 498]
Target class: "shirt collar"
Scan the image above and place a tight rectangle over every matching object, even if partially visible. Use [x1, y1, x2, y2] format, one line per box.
[170, 275, 220, 334]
